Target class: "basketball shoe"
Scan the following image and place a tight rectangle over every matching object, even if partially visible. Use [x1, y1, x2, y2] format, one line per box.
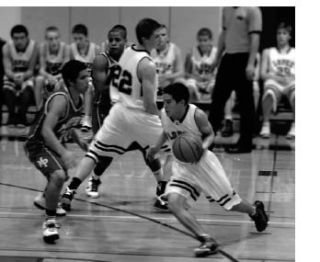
[286, 122, 295, 139]
[86, 177, 101, 198]
[221, 119, 234, 137]
[194, 235, 219, 257]
[33, 193, 66, 216]
[43, 218, 60, 244]
[60, 187, 75, 211]
[250, 200, 269, 232]
[260, 121, 271, 138]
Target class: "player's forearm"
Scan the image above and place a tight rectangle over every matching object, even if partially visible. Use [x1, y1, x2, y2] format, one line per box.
[247, 34, 260, 67]
[202, 133, 215, 150]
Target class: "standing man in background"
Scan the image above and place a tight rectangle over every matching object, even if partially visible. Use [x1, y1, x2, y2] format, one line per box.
[209, 7, 262, 153]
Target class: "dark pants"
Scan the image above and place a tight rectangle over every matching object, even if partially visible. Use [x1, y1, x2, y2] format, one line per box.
[209, 53, 255, 148]
[3, 86, 34, 125]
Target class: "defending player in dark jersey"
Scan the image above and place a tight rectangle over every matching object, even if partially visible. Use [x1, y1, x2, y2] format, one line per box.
[24, 60, 90, 243]
[85, 25, 127, 198]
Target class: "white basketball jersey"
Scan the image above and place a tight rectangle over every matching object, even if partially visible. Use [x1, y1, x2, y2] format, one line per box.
[161, 104, 202, 146]
[151, 42, 176, 75]
[190, 45, 217, 77]
[42, 42, 67, 75]
[70, 42, 97, 69]
[115, 45, 156, 110]
[8, 40, 35, 72]
[268, 47, 295, 77]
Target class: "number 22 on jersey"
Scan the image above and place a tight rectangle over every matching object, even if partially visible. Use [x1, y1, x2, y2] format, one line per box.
[109, 64, 132, 95]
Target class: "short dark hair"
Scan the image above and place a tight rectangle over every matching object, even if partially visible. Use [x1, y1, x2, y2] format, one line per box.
[197, 27, 213, 40]
[135, 18, 161, 45]
[11, 24, 29, 38]
[45, 26, 59, 33]
[62, 60, 87, 87]
[277, 22, 293, 36]
[72, 24, 88, 36]
[109, 24, 127, 40]
[163, 82, 190, 104]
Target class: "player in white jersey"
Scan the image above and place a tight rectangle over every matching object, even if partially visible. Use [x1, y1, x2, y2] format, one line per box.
[60, 18, 169, 212]
[151, 24, 184, 99]
[147, 83, 268, 257]
[70, 24, 100, 131]
[34, 26, 70, 110]
[260, 22, 295, 139]
[2, 24, 39, 127]
[185, 27, 217, 102]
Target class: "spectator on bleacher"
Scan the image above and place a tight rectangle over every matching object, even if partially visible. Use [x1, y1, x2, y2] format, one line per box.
[184, 27, 236, 137]
[2, 24, 39, 128]
[34, 26, 70, 110]
[260, 22, 295, 139]
[185, 27, 217, 102]
[209, 7, 262, 153]
[70, 24, 100, 132]
[0, 37, 5, 127]
[151, 24, 184, 99]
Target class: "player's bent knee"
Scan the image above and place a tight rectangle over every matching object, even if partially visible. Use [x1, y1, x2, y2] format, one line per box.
[50, 170, 67, 187]
[167, 193, 186, 212]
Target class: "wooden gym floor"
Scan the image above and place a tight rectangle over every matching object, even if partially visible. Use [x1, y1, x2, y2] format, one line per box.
[0, 127, 294, 262]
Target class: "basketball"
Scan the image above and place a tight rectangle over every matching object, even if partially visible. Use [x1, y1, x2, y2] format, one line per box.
[172, 134, 204, 163]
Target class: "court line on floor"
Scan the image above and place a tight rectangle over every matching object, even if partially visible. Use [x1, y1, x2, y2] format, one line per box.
[0, 181, 240, 262]
[0, 211, 295, 228]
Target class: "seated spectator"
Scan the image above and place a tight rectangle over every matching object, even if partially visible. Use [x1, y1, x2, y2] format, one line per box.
[184, 27, 237, 137]
[259, 22, 295, 139]
[151, 24, 184, 99]
[2, 24, 39, 127]
[34, 26, 70, 110]
[185, 27, 217, 102]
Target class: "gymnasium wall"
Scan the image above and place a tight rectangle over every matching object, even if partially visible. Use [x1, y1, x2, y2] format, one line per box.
[0, 6, 222, 60]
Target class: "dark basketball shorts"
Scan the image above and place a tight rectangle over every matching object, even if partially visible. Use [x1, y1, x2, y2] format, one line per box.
[25, 142, 67, 178]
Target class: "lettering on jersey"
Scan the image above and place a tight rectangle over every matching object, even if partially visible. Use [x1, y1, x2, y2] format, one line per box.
[195, 62, 211, 75]
[272, 59, 294, 76]
[155, 62, 172, 74]
[166, 130, 185, 140]
[46, 61, 63, 75]
[12, 60, 29, 72]
[37, 157, 48, 168]
[109, 64, 133, 95]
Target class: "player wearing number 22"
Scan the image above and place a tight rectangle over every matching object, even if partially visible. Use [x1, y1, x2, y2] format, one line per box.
[60, 18, 168, 211]
[147, 83, 269, 257]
